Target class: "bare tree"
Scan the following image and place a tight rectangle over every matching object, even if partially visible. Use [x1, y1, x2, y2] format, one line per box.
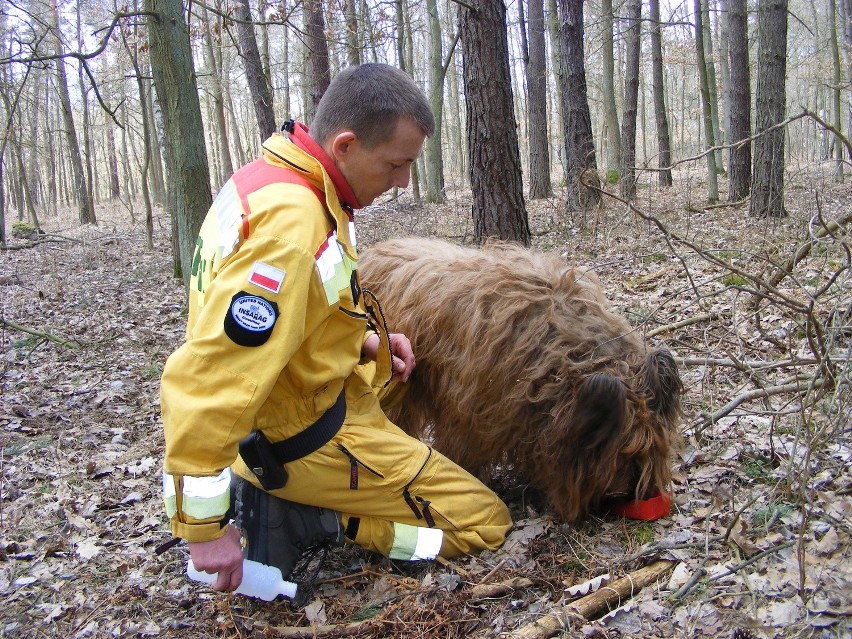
[424, 0, 453, 203]
[459, 0, 529, 244]
[344, 0, 361, 66]
[829, 0, 844, 180]
[649, 0, 673, 186]
[727, 0, 751, 200]
[304, 0, 331, 121]
[620, 0, 641, 201]
[51, 0, 96, 224]
[600, 0, 621, 176]
[844, 0, 852, 159]
[106, 117, 120, 200]
[234, 0, 276, 139]
[200, 1, 234, 183]
[749, 0, 788, 218]
[699, 0, 723, 170]
[146, 0, 212, 281]
[556, 0, 600, 211]
[521, 0, 553, 198]
[76, 4, 96, 213]
[695, 0, 719, 203]
[120, 7, 156, 247]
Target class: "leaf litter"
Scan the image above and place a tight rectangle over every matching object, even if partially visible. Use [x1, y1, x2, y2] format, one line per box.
[1, 165, 850, 638]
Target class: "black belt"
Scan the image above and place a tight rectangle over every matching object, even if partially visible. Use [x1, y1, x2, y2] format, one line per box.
[270, 389, 346, 463]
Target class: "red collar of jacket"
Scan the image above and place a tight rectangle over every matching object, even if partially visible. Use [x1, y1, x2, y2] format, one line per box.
[288, 121, 361, 211]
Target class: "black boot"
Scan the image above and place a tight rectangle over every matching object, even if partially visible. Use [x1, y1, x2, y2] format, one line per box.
[230, 475, 343, 583]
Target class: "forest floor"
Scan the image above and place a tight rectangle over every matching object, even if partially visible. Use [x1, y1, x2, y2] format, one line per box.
[1, 163, 850, 639]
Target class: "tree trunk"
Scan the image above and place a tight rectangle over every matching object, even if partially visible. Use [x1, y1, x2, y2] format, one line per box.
[524, 0, 553, 198]
[258, 0, 273, 106]
[396, 0, 422, 203]
[106, 121, 120, 199]
[717, 0, 732, 152]
[829, 0, 844, 180]
[546, 0, 566, 176]
[844, 0, 852, 160]
[620, 0, 641, 201]
[700, 0, 724, 171]
[459, 0, 530, 244]
[122, 15, 156, 246]
[225, 81, 248, 166]
[600, 0, 621, 176]
[649, 0, 673, 186]
[424, 0, 446, 203]
[556, 0, 600, 211]
[695, 0, 719, 203]
[145, 78, 167, 206]
[201, 1, 234, 183]
[12, 137, 40, 229]
[304, 0, 331, 121]
[278, 0, 292, 118]
[749, 0, 788, 218]
[52, 0, 95, 225]
[146, 0, 213, 282]
[77, 6, 97, 212]
[727, 0, 751, 200]
[27, 68, 43, 211]
[344, 0, 361, 66]
[235, 0, 277, 140]
[448, 45, 467, 185]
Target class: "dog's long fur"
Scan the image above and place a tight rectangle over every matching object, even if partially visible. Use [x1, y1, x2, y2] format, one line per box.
[359, 237, 683, 522]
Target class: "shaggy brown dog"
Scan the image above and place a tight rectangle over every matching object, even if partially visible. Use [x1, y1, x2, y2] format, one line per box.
[359, 237, 683, 523]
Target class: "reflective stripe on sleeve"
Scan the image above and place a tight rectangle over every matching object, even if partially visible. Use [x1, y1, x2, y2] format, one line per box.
[162, 468, 232, 521]
[388, 522, 444, 561]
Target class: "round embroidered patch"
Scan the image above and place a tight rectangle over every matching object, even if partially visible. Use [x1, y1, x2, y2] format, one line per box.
[224, 291, 279, 347]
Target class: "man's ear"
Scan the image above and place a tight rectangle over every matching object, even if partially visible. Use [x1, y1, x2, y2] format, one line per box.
[328, 131, 358, 162]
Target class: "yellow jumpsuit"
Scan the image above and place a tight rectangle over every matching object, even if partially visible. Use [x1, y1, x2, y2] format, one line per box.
[160, 123, 511, 560]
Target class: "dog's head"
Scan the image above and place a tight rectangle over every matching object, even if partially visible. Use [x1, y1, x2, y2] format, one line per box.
[538, 348, 683, 522]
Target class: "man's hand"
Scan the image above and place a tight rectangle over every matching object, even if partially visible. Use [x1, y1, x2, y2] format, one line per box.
[188, 524, 244, 592]
[362, 333, 416, 382]
[388, 333, 416, 382]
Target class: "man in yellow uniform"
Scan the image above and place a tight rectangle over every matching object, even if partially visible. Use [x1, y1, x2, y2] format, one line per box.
[160, 63, 512, 594]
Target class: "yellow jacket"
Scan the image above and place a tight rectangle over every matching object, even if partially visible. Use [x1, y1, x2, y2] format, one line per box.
[161, 124, 382, 542]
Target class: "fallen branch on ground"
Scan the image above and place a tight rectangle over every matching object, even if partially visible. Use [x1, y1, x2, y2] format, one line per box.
[507, 560, 678, 639]
[270, 620, 384, 638]
[1, 318, 80, 349]
[761, 206, 852, 293]
[646, 312, 720, 338]
[697, 378, 828, 430]
[677, 356, 818, 370]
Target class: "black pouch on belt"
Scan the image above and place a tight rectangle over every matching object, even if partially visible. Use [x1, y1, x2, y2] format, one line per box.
[239, 431, 289, 491]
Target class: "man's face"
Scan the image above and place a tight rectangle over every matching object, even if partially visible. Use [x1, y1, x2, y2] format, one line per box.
[329, 117, 427, 207]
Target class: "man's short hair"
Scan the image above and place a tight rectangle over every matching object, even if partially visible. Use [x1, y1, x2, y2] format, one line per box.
[310, 63, 435, 148]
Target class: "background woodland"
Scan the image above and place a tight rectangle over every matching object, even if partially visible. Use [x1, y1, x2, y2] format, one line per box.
[0, 0, 851, 638]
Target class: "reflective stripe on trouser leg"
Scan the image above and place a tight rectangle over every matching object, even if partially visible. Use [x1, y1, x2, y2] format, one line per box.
[388, 523, 444, 561]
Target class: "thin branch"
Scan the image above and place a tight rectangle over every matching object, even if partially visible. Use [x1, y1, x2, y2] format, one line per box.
[804, 109, 852, 157]
[0, 318, 80, 349]
[189, 0, 300, 28]
[698, 378, 828, 429]
[677, 357, 818, 370]
[646, 312, 720, 337]
[763, 205, 852, 290]
[0, 11, 155, 66]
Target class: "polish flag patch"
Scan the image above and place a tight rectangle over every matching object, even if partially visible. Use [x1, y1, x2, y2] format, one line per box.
[248, 261, 285, 294]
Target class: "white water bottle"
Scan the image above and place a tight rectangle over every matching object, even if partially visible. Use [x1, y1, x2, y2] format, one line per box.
[187, 559, 298, 601]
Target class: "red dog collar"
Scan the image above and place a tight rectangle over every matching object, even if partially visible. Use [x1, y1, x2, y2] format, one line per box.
[612, 491, 672, 520]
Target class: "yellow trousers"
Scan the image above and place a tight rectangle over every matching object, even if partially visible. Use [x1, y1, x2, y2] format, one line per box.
[231, 372, 512, 559]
